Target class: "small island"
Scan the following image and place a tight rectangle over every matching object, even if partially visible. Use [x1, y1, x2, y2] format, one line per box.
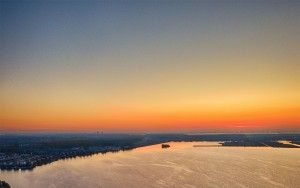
[161, 144, 170, 148]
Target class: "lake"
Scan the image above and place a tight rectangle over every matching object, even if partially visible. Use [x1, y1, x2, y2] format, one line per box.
[1, 142, 300, 188]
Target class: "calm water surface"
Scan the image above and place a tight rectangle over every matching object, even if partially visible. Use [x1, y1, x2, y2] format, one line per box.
[1, 142, 300, 188]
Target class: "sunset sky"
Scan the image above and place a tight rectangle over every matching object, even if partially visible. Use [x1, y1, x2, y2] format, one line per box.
[1, 1, 299, 132]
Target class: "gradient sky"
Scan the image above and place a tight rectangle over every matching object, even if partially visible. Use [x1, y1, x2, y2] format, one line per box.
[1, 1, 299, 132]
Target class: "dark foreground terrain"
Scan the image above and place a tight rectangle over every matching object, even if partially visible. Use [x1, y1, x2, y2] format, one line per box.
[0, 133, 299, 170]
[0, 180, 10, 188]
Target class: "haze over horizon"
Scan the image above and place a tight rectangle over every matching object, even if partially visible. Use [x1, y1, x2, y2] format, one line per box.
[1, 1, 299, 132]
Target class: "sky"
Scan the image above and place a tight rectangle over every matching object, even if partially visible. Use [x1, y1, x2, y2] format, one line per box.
[0, 1, 299, 132]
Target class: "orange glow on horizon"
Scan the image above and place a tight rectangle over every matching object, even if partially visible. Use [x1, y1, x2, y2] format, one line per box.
[1, 101, 299, 132]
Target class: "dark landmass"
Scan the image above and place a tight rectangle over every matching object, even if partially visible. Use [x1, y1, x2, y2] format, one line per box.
[0, 133, 299, 171]
[0, 180, 10, 188]
[291, 141, 300, 145]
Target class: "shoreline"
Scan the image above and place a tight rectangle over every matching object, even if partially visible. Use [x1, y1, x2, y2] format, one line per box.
[1, 140, 299, 171]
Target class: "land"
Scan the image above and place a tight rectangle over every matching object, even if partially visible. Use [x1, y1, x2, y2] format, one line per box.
[0, 180, 10, 188]
[0, 133, 299, 171]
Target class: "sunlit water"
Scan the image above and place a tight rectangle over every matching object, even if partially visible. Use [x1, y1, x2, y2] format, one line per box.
[1, 142, 300, 188]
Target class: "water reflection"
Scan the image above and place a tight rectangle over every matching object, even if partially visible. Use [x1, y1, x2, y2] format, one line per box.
[1, 142, 300, 188]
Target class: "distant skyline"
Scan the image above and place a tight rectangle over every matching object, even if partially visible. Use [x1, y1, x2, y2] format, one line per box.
[1, 1, 299, 132]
